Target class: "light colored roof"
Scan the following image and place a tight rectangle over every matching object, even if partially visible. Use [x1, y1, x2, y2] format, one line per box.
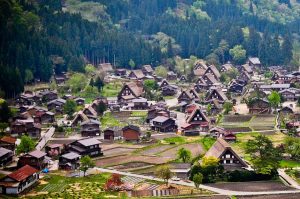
[0, 147, 12, 157]
[80, 119, 101, 126]
[152, 116, 169, 123]
[29, 150, 46, 158]
[249, 57, 261, 65]
[132, 98, 148, 103]
[77, 138, 101, 146]
[62, 152, 81, 160]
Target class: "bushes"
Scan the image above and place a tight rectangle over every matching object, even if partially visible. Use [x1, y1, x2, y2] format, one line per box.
[225, 170, 277, 182]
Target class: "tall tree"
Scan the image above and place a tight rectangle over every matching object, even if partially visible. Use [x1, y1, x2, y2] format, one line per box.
[16, 135, 35, 154]
[281, 34, 293, 64]
[177, 148, 192, 163]
[155, 165, 173, 185]
[80, 155, 95, 177]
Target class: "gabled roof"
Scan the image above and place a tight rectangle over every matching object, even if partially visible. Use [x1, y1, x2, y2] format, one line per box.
[187, 108, 209, 124]
[204, 73, 218, 84]
[178, 90, 194, 100]
[207, 89, 228, 101]
[194, 60, 208, 70]
[152, 116, 170, 123]
[242, 64, 253, 73]
[28, 150, 46, 158]
[0, 136, 16, 144]
[77, 138, 101, 146]
[80, 119, 101, 126]
[142, 65, 154, 73]
[98, 63, 113, 72]
[71, 111, 89, 125]
[205, 65, 221, 79]
[122, 125, 140, 132]
[248, 57, 261, 65]
[204, 138, 247, 167]
[7, 165, 38, 182]
[83, 104, 97, 117]
[124, 82, 143, 97]
[130, 70, 145, 79]
[221, 63, 233, 71]
[61, 152, 81, 160]
[0, 147, 12, 157]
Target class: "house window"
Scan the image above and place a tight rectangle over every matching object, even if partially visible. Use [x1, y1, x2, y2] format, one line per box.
[225, 154, 230, 158]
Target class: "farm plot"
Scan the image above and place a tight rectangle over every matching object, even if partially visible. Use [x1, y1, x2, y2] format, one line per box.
[159, 143, 204, 159]
[103, 147, 136, 156]
[41, 183, 67, 192]
[110, 162, 153, 170]
[141, 145, 174, 156]
[249, 115, 275, 131]
[223, 115, 252, 123]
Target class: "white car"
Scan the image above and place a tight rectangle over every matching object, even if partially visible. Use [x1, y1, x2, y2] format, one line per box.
[171, 177, 181, 181]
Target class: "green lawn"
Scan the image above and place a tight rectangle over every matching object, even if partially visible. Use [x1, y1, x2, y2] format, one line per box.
[162, 136, 186, 144]
[199, 137, 216, 151]
[24, 173, 120, 199]
[100, 82, 122, 97]
[131, 111, 148, 117]
[100, 112, 126, 128]
[280, 160, 300, 168]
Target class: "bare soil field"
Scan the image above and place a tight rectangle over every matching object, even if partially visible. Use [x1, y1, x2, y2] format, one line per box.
[101, 143, 145, 151]
[159, 143, 204, 159]
[151, 133, 179, 140]
[223, 127, 252, 132]
[141, 145, 174, 156]
[103, 147, 136, 156]
[109, 162, 152, 170]
[207, 181, 295, 192]
[95, 155, 172, 167]
[223, 115, 252, 123]
[238, 193, 300, 199]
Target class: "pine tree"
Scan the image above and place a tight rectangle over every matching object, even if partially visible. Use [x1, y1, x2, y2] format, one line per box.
[281, 34, 293, 64]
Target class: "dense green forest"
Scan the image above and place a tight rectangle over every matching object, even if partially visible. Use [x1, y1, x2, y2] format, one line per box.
[0, 0, 299, 98]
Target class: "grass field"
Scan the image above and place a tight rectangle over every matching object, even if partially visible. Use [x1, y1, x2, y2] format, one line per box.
[280, 160, 300, 168]
[100, 112, 126, 128]
[162, 136, 186, 144]
[100, 82, 122, 97]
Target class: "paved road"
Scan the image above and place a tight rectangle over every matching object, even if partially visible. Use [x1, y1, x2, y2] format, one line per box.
[278, 169, 300, 189]
[94, 167, 300, 196]
[36, 127, 55, 150]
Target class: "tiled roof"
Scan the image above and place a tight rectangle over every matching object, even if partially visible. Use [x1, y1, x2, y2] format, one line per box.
[77, 138, 101, 146]
[0, 136, 16, 144]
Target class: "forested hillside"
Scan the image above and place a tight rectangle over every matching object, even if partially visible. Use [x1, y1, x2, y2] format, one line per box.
[0, 0, 299, 98]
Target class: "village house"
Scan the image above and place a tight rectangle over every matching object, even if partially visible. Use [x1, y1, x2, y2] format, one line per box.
[159, 79, 170, 89]
[162, 85, 178, 96]
[128, 70, 145, 80]
[122, 125, 141, 141]
[115, 69, 127, 77]
[203, 73, 219, 85]
[142, 65, 154, 76]
[98, 63, 114, 73]
[80, 119, 101, 137]
[181, 108, 210, 136]
[47, 98, 66, 113]
[118, 81, 144, 103]
[169, 163, 191, 180]
[16, 93, 36, 106]
[167, 71, 177, 81]
[209, 99, 223, 115]
[45, 144, 63, 157]
[279, 88, 300, 101]
[0, 165, 39, 195]
[203, 138, 247, 170]
[59, 152, 81, 170]
[241, 64, 253, 75]
[238, 71, 251, 83]
[74, 97, 85, 106]
[228, 80, 244, 94]
[204, 65, 221, 80]
[179, 75, 187, 82]
[206, 89, 228, 104]
[248, 57, 261, 69]
[279, 106, 294, 115]
[11, 118, 41, 138]
[0, 147, 13, 166]
[67, 138, 103, 157]
[103, 127, 123, 140]
[83, 104, 98, 118]
[193, 60, 208, 76]
[146, 106, 170, 123]
[0, 136, 16, 152]
[178, 89, 199, 104]
[220, 63, 233, 72]
[18, 150, 48, 170]
[259, 84, 290, 92]
[39, 90, 58, 102]
[248, 98, 271, 114]
[151, 116, 177, 133]
[71, 111, 89, 127]
[209, 127, 236, 142]
[132, 98, 148, 110]
[33, 111, 55, 124]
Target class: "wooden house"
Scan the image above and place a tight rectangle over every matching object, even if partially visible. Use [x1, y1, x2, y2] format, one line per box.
[74, 98, 85, 106]
[122, 125, 141, 141]
[181, 109, 210, 136]
[179, 75, 187, 82]
[242, 64, 253, 75]
[103, 127, 122, 140]
[83, 105, 98, 118]
[80, 119, 101, 137]
[193, 60, 208, 76]
[279, 106, 294, 115]
[279, 88, 300, 101]
[146, 107, 170, 123]
[98, 63, 114, 73]
[162, 85, 178, 96]
[11, 119, 41, 139]
[204, 65, 221, 80]
[0, 165, 39, 195]
[68, 138, 103, 157]
[206, 89, 228, 104]
[238, 71, 251, 83]
[71, 111, 89, 127]
[202, 138, 247, 170]
[59, 152, 81, 170]
[132, 98, 148, 110]
[220, 63, 233, 72]
[142, 65, 154, 76]
[0, 136, 16, 152]
[45, 144, 63, 157]
[128, 70, 145, 80]
[203, 73, 218, 85]
[247, 98, 271, 114]
[228, 80, 244, 94]
[167, 71, 177, 81]
[118, 82, 144, 103]
[151, 116, 177, 133]
[18, 150, 48, 170]
[33, 111, 55, 124]
[55, 76, 66, 85]
[47, 98, 66, 113]
[39, 90, 58, 102]
[177, 90, 194, 104]
[209, 127, 236, 142]
[0, 147, 13, 166]
[115, 69, 127, 77]
[159, 79, 170, 89]
[248, 57, 261, 69]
